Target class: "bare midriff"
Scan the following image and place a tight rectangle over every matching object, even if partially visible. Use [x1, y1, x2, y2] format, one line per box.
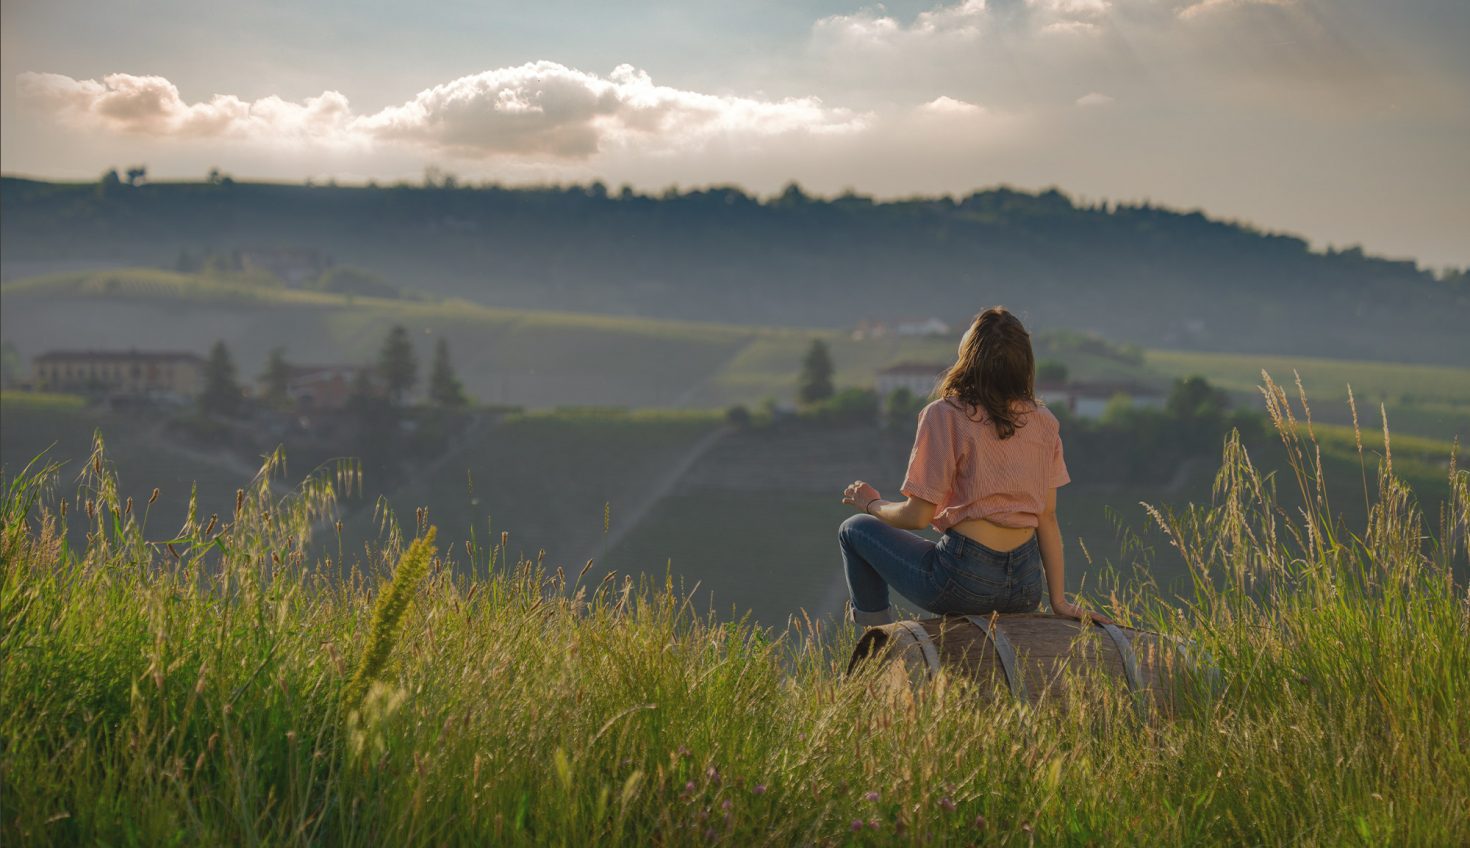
[950, 516, 1037, 552]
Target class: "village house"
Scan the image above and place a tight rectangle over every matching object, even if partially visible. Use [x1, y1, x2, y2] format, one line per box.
[875, 362, 948, 401]
[1038, 379, 1165, 418]
[851, 317, 953, 341]
[877, 362, 1164, 419]
[238, 247, 331, 287]
[268, 364, 371, 411]
[31, 350, 205, 399]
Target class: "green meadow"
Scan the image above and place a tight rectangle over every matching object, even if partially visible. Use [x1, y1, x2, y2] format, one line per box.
[3, 385, 1467, 846]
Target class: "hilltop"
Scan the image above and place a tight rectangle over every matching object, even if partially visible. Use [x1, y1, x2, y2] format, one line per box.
[3, 176, 1466, 364]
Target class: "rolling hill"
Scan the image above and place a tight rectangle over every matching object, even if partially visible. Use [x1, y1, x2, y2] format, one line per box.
[4, 176, 1466, 364]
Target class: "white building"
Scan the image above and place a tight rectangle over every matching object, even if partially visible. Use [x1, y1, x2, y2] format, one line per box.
[876, 362, 948, 401]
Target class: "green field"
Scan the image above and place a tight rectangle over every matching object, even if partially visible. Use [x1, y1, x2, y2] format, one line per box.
[6, 268, 1468, 442]
[368, 409, 724, 573]
[0, 392, 254, 539]
[1147, 349, 1470, 443]
[4, 414, 1467, 846]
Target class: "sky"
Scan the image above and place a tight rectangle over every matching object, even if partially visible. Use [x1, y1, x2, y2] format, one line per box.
[3, 0, 1467, 267]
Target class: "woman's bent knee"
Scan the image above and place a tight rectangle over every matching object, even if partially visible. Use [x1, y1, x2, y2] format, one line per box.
[838, 512, 882, 541]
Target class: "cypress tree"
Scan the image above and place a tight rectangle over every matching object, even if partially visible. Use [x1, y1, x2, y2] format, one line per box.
[260, 346, 291, 407]
[377, 325, 418, 405]
[199, 340, 242, 416]
[797, 339, 835, 405]
[428, 338, 468, 408]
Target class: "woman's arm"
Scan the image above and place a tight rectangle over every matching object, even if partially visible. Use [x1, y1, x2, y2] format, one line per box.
[1038, 487, 1115, 624]
[842, 481, 935, 531]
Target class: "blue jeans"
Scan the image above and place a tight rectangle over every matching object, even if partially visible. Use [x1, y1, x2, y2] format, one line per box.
[838, 513, 1044, 616]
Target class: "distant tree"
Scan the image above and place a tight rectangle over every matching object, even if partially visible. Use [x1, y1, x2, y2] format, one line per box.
[806, 387, 878, 424]
[346, 367, 379, 408]
[199, 341, 242, 416]
[725, 404, 752, 428]
[0, 341, 20, 387]
[1036, 360, 1069, 385]
[1166, 375, 1228, 421]
[884, 386, 925, 429]
[96, 169, 122, 199]
[260, 346, 292, 407]
[377, 325, 418, 404]
[797, 339, 835, 405]
[125, 166, 147, 187]
[176, 249, 202, 273]
[1100, 393, 1134, 426]
[428, 338, 467, 408]
[774, 181, 810, 208]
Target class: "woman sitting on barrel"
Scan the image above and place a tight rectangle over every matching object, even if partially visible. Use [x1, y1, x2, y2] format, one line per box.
[840, 306, 1111, 630]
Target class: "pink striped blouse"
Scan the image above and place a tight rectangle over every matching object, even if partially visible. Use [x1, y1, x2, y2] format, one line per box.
[899, 397, 1070, 531]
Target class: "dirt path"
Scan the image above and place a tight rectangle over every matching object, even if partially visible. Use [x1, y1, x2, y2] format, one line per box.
[581, 425, 732, 568]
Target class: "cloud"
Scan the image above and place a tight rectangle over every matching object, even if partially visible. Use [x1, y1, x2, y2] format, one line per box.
[807, 0, 1377, 110]
[17, 62, 870, 159]
[1074, 91, 1114, 106]
[918, 95, 987, 116]
[1176, 0, 1293, 21]
[15, 72, 354, 142]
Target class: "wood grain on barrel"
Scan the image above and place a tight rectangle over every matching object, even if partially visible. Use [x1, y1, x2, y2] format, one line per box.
[847, 613, 1179, 711]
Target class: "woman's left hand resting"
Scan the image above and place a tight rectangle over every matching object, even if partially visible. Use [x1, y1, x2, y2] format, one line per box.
[1051, 598, 1117, 627]
[842, 481, 881, 513]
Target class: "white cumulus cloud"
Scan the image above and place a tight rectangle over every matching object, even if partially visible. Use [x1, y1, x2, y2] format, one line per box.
[15, 72, 354, 142]
[17, 62, 871, 160]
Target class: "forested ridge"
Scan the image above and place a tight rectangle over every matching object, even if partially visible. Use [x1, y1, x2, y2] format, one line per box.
[3, 175, 1465, 363]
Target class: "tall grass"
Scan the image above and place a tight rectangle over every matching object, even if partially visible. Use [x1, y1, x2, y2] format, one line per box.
[2, 378, 1467, 846]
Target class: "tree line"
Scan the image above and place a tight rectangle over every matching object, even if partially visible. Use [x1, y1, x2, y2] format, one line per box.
[198, 325, 467, 417]
[4, 174, 1463, 365]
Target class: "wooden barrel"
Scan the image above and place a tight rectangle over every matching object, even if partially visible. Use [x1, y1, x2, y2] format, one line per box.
[846, 613, 1209, 716]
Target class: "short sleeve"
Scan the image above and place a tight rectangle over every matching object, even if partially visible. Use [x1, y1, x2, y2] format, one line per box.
[1049, 432, 1071, 488]
[901, 402, 959, 505]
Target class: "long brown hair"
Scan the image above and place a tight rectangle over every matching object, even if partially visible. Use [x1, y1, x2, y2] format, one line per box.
[936, 306, 1035, 439]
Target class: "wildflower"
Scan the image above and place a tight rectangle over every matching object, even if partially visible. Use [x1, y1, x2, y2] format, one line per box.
[851, 820, 864, 832]
[939, 796, 956, 812]
[753, 784, 767, 796]
[864, 791, 880, 802]
[973, 814, 987, 830]
[706, 765, 721, 785]
[868, 819, 880, 830]
[721, 799, 732, 811]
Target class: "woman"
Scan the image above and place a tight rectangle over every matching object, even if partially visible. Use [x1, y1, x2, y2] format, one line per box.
[839, 306, 1110, 630]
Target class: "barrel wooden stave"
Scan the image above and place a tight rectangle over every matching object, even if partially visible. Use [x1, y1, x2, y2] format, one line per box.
[848, 613, 1178, 711]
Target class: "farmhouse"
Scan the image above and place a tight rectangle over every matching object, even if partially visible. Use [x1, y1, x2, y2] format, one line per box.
[875, 362, 947, 401]
[31, 350, 204, 398]
[269, 364, 371, 411]
[876, 362, 1164, 419]
[1037, 380, 1165, 418]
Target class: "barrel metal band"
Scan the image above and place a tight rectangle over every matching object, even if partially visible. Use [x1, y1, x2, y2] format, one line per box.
[1098, 621, 1150, 721]
[966, 615, 1026, 701]
[896, 620, 941, 679]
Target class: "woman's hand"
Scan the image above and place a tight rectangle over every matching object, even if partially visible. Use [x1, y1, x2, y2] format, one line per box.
[1051, 598, 1116, 626]
[842, 480, 881, 513]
